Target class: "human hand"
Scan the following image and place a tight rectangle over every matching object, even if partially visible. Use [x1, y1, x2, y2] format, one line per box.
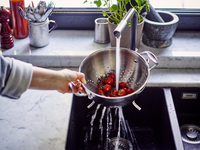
[57, 69, 86, 94]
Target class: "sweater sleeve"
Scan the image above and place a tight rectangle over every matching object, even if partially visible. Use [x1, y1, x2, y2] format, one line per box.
[0, 55, 33, 99]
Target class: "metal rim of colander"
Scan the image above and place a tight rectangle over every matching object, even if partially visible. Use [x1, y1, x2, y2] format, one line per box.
[180, 124, 200, 144]
[79, 47, 150, 100]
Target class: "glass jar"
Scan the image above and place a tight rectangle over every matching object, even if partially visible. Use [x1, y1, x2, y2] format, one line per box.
[9, 0, 28, 38]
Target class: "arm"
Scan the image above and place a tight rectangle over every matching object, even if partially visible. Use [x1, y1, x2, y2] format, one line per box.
[29, 67, 86, 94]
[0, 55, 86, 99]
[0, 55, 32, 99]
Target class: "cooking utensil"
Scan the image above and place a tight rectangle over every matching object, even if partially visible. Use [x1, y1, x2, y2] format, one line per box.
[18, 1, 55, 23]
[39, 1, 54, 22]
[26, 4, 34, 14]
[39, 7, 54, 22]
[37, 1, 46, 16]
[18, 6, 29, 20]
[70, 47, 158, 107]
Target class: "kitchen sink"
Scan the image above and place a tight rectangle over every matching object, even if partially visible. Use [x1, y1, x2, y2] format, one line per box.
[170, 87, 200, 127]
[65, 87, 179, 150]
[170, 87, 200, 150]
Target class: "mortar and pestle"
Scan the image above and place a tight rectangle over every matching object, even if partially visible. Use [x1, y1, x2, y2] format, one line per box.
[142, 3, 179, 48]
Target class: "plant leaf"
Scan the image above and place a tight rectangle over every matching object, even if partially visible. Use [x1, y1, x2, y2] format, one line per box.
[102, 11, 107, 16]
[135, 0, 145, 6]
[125, 0, 129, 4]
[111, 4, 119, 12]
[83, 0, 88, 4]
[94, 0, 102, 7]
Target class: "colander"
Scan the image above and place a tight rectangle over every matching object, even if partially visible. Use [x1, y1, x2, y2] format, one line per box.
[70, 47, 158, 106]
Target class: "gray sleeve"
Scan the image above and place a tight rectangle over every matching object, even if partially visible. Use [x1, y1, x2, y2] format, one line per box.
[0, 55, 33, 99]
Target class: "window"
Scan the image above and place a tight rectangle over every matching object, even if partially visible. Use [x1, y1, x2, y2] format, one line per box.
[3, 0, 200, 30]
[1, 0, 95, 8]
[3, 0, 200, 8]
[151, 0, 200, 9]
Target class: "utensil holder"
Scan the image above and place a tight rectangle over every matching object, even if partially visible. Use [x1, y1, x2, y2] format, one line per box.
[28, 19, 57, 47]
[94, 18, 110, 44]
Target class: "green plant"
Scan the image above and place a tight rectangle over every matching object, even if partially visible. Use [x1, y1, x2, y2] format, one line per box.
[84, 0, 150, 25]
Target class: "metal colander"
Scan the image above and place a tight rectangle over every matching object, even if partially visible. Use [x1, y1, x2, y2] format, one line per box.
[78, 47, 158, 106]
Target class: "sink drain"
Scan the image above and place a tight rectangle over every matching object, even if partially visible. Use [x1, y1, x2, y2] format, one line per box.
[107, 137, 133, 150]
[180, 124, 200, 144]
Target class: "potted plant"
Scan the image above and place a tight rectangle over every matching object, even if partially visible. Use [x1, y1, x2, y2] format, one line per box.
[84, 0, 150, 49]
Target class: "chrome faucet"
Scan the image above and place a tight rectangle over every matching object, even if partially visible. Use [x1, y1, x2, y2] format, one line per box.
[113, 8, 137, 51]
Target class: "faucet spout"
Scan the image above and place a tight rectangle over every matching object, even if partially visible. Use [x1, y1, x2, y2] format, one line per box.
[113, 8, 137, 51]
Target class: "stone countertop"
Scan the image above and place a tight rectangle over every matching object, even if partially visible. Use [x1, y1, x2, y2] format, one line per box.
[0, 89, 73, 150]
[1, 29, 200, 86]
[1, 30, 200, 68]
[1, 30, 200, 150]
[1, 68, 200, 150]
[0, 70, 200, 150]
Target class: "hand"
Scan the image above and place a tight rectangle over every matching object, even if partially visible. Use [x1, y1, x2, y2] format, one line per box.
[57, 69, 86, 94]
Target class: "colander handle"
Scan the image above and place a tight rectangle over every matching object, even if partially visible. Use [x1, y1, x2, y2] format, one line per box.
[140, 51, 158, 71]
[69, 82, 88, 97]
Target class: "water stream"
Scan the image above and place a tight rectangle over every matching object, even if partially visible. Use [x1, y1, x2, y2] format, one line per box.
[90, 104, 101, 140]
[99, 106, 107, 143]
[88, 104, 139, 150]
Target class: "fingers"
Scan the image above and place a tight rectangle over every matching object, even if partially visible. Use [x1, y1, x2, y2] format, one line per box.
[77, 72, 86, 84]
[70, 81, 86, 94]
[78, 86, 85, 93]
[76, 72, 86, 93]
[59, 69, 86, 94]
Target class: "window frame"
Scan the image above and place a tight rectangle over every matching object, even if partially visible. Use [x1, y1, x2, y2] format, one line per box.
[49, 8, 200, 30]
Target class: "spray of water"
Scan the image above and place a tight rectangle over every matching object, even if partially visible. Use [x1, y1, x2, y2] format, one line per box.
[90, 104, 101, 140]
[88, 104, 139, 150]
[99, 106, 107, 142]
[105, 107, 111, 150]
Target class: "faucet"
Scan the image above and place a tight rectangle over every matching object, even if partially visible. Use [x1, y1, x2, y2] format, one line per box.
[113, 8, 137, 51]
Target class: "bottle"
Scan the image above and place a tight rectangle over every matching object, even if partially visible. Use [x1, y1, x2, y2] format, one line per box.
[0, 6, 14, 49]
[9, 0, 28, 38]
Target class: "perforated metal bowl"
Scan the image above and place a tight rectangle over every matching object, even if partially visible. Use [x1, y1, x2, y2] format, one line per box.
[76, 47, 158, 106]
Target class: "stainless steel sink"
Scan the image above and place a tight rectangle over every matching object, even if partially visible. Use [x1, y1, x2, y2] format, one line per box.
[65, 87, 180, 150]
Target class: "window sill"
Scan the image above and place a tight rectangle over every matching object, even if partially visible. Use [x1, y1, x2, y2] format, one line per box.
[1, 30, 200, 69]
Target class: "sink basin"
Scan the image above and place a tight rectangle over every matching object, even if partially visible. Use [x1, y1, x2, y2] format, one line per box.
[170, 87, 200, 126]
[170, 87, 200, 150]
[65, 87, 177, 150]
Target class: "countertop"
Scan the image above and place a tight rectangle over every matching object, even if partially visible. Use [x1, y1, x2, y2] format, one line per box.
[2, 30, 200, 69]
[1, 30, 200, 150]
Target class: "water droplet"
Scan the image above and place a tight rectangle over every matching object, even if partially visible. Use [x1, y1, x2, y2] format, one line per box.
[134, 59, 138, 63]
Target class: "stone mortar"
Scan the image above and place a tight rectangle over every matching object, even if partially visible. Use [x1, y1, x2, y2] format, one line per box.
[142, 10, 179, 48]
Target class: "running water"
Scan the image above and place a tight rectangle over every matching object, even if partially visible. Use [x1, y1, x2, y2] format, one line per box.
[119, 106, 128, 138]
[105, 107, 111, 150]
[99, 106, 107, 142]
[90, 104, 101, 140]
[114, 106, 127, 149]
[115, 107, 120, 150]
[115, 36, 121, 91]
[117, 107, 121, 138]
[88, 105, 137, 150]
